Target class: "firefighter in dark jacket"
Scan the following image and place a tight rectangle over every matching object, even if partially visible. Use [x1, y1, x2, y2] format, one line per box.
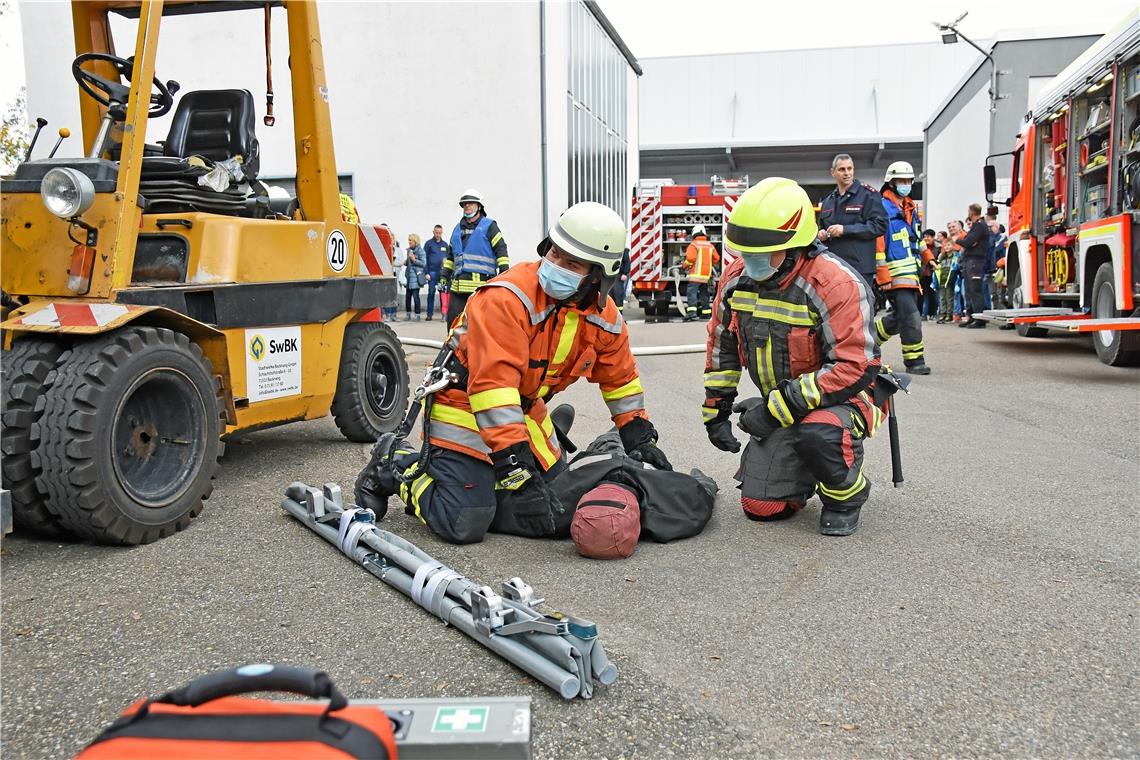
[703, 178, 884, 536]
[441, 188, 510, 327]
[957, 203, 990, 329]
[817, 154, 889, 289]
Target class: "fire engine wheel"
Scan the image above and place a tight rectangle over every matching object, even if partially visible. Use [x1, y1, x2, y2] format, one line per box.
[1011, 270, 1047, 338]
[331, 321, 410, 442]
[32, 327, 224, 545]
[1, 337, 72, 537]
[1091, 262, 1140, 367]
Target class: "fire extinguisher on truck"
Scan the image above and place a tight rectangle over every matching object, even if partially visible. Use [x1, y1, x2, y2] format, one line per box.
[977, 11, 1140, 366]
[629, 176, 748, 322]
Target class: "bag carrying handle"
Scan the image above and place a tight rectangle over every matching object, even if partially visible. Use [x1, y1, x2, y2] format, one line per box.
[131, 665, 347, 722]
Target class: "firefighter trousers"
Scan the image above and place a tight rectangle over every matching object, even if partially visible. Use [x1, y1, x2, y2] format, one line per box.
[736, 402, 871, 519]
[875, 288, 925, 367]
[444, 291, 472, 329]
[685, 281, 711, 318]
[390, 443, 566, 544]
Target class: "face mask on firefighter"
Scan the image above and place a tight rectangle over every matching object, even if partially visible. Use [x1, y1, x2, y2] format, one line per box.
[742, 253, 779, 281]
[538, 258, 585, 300]
[895, 182, 912, 197]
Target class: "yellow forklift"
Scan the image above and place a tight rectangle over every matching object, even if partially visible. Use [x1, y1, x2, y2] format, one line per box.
[1, 0, 409, 544]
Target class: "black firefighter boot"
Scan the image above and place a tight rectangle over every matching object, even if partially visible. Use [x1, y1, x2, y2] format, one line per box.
[820, 506, 861, 536]
[905, 360, 931, 376]
[353, 432, 400, 518]
[549, 403, 577, 453]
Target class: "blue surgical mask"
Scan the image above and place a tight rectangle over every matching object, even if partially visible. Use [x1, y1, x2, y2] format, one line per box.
[538, 258, 584, 300]
[742, 254, 778, 281]
[463, 210, 478, 219]
[896, 183, 912, 197]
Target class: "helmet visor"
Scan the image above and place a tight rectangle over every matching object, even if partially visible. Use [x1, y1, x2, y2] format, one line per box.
[725, 220, 797, 249]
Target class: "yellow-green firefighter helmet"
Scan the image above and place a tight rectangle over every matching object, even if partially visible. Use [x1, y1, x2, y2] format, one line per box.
[725, 177, 818, 254]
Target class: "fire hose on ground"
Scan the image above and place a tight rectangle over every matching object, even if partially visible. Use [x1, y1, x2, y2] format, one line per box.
[397, 337, 706, 356]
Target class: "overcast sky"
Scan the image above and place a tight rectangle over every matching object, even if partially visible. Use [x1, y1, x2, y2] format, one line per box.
[3, 0, 1138, 119]
[596, 0, 1137, 58]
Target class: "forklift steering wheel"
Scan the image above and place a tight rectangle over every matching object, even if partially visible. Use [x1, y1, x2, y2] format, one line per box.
[72, 52, 174, 118]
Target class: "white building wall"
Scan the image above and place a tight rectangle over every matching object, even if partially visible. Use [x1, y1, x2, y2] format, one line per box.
[543, 0, 569, 231]
[925, 83, 991, 229]
[639, 42, 983, 148]
[19, 0, 605, 263]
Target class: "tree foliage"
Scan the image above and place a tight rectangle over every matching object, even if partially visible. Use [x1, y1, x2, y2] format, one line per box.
[1, 88, 29, 174]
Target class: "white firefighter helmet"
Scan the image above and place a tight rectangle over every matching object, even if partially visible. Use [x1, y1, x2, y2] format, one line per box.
[884, 161, 915, 183]
[548, 201, 625, 277]
[692, 224, 706, 237]
[458, 188, 484, 206]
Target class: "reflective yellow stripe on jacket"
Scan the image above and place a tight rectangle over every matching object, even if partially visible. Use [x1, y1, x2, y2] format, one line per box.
[602, 377, 645, 417]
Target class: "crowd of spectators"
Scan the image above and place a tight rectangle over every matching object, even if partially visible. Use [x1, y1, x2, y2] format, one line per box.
[925, 204, 1009, 327]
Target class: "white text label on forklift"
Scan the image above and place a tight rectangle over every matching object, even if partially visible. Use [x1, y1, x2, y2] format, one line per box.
[245, 326, 302, 402]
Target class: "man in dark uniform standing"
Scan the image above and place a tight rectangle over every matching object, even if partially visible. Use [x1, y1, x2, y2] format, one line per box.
[817, 154, 888, 290]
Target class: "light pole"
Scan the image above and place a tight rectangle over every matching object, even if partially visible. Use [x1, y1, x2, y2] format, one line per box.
[934, 12, 1003, 114]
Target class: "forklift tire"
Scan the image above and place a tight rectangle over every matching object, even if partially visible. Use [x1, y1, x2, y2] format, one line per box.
[1, 337, 71, 537]
[32, 327, 224, 545]
[1091, 262, 1140, 367]
[331, 321, 410, 442]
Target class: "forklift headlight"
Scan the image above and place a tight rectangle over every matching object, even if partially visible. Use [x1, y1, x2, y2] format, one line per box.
[41, 168, 95, 219]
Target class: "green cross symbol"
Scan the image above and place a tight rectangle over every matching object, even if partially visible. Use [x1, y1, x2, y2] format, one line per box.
[432, 706, 488, 733]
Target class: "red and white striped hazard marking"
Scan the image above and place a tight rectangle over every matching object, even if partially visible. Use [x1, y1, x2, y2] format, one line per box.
[357, 224, 395, 276]
[18, 303, 141, 328]
[629, 197, 661, 282]
[721, 195, 739, 267]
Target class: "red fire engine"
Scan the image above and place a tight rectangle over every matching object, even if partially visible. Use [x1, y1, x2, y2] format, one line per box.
[980, 13, 1140, 365]
[629, 176, 747, 320]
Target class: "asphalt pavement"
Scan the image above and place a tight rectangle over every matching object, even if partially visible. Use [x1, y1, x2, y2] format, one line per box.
[3, 313, 1138, 758]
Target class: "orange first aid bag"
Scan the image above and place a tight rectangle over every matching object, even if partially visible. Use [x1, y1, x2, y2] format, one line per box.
[76, 665, 397, 760]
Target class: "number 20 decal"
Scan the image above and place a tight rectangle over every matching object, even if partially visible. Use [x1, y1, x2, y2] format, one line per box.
[326, 229, 348, 272]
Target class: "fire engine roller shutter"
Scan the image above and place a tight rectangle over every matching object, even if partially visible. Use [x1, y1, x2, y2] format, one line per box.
[115, 277, 393, 328]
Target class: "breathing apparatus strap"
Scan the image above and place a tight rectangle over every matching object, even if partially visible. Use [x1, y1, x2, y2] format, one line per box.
[393, 346, 463, 485]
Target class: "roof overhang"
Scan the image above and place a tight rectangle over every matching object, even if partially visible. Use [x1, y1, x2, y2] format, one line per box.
[109, 1, 282, 18]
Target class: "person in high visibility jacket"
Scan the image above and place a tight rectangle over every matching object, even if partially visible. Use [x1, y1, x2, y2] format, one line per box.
[339, 193, 360, 224]
[441, 188, 510, 327]
[702, 178, 884, 536]
[873, 161, 933, 375]
[355, 202, 673, 544]
[682, 225, 720, 321]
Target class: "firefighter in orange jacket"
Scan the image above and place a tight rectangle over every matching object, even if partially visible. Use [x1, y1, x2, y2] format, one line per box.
[703, 178, 883, 536]
[355, 202, 673, 544]
[682, 224, 720, 321]
[873, 161, 933, 374]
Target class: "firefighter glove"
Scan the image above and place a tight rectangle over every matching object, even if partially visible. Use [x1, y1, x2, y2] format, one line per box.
[491, 442, 562, 537]
[705, 416, 741, 453]
[491, 442, 539, 491]
[619, 417, 673, 471]
[733, 397, 780, 440]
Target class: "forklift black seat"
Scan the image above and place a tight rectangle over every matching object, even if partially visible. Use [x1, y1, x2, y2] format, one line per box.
[162, 89, 260, 179]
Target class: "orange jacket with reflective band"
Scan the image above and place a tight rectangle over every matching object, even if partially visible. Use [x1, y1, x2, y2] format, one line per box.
[684, 237, 720, 282]
[430, 262, 648, 469]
